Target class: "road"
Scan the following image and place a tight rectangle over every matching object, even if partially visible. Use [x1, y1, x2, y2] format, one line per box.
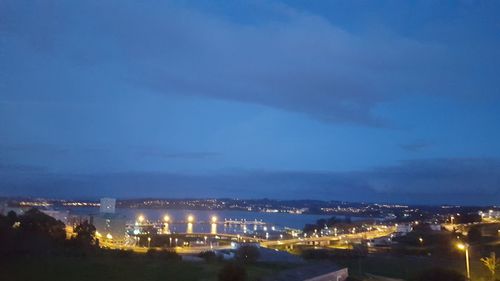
[97, 227, 396, 254]
[261, 227, 396, 247]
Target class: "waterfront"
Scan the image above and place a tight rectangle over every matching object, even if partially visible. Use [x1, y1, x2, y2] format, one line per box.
[70, 207, 366, 230]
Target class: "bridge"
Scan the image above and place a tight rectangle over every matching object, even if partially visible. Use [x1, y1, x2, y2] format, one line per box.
[260, 227, 396, 247]
[126, 219, 268, 227]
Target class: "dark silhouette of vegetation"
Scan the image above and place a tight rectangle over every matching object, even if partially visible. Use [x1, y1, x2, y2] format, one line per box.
[198, 250, 217, 262]
[391, 224, 458, 256]
[218, 262, 246, 281]
[415, 268, 465, 281]
[303, 216, 352, 233]
[146, 248, 181, 261]
[0, 208, 66, 257]
[455, 213, 482, 224]
[481, 252, 500, 281]
[74, 220, 97, 246]
[235, 245, 260, 264]
[468, 225, 483, 244]
[0, 209, 135, 260]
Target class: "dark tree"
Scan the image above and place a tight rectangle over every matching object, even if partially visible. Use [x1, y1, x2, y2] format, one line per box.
[456, 213, 482, 224]
[303, 224, 318, 234]
[218, 263, 246, 281]
[5, 208, 67, 256]
[468, 225, 483, 243]
[18, 208, 66, 241]
[235, 245, 260, 264]
[6, 211, 17, 226]
[74, 220, 97, 246]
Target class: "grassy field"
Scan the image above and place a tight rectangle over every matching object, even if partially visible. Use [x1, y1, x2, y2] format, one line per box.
[0, 256, 294, 281]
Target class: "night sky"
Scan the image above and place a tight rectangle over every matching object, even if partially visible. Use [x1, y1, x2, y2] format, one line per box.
[1, 1, 500, 205]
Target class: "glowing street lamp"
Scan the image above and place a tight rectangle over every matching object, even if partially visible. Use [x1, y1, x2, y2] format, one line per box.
[457, 243, 471, 280]
[211, 216, 217, 223]
[163, 215, 170, 222]
[138, 215, 145, 224]
[147, 237, 151, 248]
[187, 215, 194, 223]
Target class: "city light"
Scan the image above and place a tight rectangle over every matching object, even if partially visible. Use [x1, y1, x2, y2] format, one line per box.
[106, 233, 113, 240]
[138, 215, 145, 223]
[211, 216, 217, 223]
[163, 215, 170, 222]
[187, 215, 194, 223]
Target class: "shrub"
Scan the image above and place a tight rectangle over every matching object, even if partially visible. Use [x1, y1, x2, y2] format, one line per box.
[218, 262, 246, 281]
[147, 248, 181, 261]
[198, 250, 217, 262]
[235, 245, 260, 264]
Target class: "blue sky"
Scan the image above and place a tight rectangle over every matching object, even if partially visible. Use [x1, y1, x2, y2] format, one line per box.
[1, 0, 499, 205]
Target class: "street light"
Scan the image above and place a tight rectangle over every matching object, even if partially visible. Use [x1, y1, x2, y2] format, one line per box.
[418, 237, 423, 245]
[138, 215, 145, 223]
[457, 243, 471, 280]
[163, 215, 170, 222]
[211, 216, 217, 223]
[147, 237, 151, 248]
[187, 215, 194, 223]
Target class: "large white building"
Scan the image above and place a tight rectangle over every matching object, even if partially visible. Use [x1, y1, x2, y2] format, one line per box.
[99, 198, 116, 214]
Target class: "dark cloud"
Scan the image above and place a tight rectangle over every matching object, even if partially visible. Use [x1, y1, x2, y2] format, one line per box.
[2, 1, 497, 126]
[1, 158, 499, 205]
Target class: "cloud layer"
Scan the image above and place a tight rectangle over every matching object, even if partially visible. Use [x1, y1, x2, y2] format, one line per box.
[3, 1, 497, 126]
[1, 158, 499, 205]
